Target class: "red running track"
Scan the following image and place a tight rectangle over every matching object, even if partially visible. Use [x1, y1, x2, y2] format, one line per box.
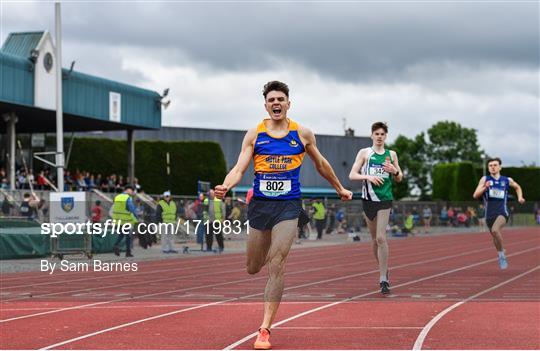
[1, 228, 539, 350]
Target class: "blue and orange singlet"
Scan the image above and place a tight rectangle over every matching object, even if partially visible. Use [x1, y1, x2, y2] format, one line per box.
[252, 119, 305, 200]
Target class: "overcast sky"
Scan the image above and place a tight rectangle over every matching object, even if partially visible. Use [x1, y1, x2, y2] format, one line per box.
[2, 1, 538, 166]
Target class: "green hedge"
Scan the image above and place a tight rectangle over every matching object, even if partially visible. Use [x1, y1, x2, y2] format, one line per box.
[433, 162, 476, 201]
[432, 164, 454, 200]
[497, 167, 540, 201]
[67, 138, 227, 195]
[453, 162, 477, 201]
[435, 163, 540, 201]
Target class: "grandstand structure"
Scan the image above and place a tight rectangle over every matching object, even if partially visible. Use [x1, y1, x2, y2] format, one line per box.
[0, 31, 370, 197]
[0, 31, 163, 189]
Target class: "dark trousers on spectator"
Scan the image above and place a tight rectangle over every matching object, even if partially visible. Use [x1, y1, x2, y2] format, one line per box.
[298, 226, 306, 239]
[114, 231, 132, 254]
[206, 224, 224, 251]
[315, 219, 326, 240]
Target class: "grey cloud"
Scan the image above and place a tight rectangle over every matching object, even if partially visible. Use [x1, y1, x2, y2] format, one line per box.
[3, 2, 538, 82]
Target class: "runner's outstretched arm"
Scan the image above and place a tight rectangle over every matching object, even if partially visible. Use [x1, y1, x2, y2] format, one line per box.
[215, 128, 256, 199]
[509, 178, 525, 204]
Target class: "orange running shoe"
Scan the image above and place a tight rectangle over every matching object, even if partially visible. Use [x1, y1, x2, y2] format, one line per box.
[253, 328, 271, 350]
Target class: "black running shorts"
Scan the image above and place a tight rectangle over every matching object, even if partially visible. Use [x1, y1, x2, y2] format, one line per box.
[362, 200, 392, 221]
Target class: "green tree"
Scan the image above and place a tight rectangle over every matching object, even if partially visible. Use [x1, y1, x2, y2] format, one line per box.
[389, 133, 430, 200]
[427, 121, 483, 163]
[390, 121, 484, 199]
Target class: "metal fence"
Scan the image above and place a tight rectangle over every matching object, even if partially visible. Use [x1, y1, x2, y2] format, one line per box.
[1, 189, 538, 232]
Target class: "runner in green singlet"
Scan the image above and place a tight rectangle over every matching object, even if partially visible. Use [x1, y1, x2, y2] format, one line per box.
[349, 122, 403, 294]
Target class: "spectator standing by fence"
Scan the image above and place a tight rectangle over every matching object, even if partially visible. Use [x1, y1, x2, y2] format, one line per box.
[155, 191, 178, 253]
[203, 190, 225, 252]
[2, 195, 12, 216]
[111, 185, 138, 257]
[312, 198, 326, 240]
[91, 200, 102, 223]
[422, 206, 432, 233]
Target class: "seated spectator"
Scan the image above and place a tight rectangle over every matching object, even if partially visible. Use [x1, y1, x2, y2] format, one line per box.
[336, 207, 346, 234]
[423, 206, 432, 233]
[64, 170, 74, 191]
[133, 178, 141, 193]
[402, 211, 415, 235]
[440, 206, 449, 226]
[17, 172, 27, 189]
[76, 174, 87, 191]
[36, 171, 47, 190]
[87, 174, 96, 190]
[1, 195, 12, 216]
[447, 207, 456, 226]
[457, 211, 470, 227]
[115, 175, 125, 193]
[19, 192, 40, 221]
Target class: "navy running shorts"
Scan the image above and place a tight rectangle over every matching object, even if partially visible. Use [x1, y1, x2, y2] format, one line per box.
[487, 215, 508, 232]
[248, 198, 305, 231]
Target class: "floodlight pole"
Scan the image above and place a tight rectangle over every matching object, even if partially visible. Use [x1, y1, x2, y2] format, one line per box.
[55, 1, 65, 192]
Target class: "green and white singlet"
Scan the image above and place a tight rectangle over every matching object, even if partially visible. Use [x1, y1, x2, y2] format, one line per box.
[361, 148, 394, 202]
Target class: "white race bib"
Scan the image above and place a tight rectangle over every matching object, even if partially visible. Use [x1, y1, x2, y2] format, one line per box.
[259, 180, 291, 197]
[368, 165, 389, 179]
[489, 188, 505, 199]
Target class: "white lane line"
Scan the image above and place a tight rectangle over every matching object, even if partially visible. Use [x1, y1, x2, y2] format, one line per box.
[42, 247, 539, 351]
[7, 235, 424, 296]
[0, 301, 339, 311]
[1, 243, 373, 302]
[39, 299, 238, 350]
[223, 246, 539, 350]
[1, 229, 505, 283]
[0, 232, 512, 299]
[412, 265, 540, 351]
[1, 240, 358, 286]
[0, 243, 351, 289]
[275, 326, 423, 330]
[0, 251, 387, 322]
[1, 236, 483, 322]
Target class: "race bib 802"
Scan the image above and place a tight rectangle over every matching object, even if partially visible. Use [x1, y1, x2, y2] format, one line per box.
[259, 180, 292, 197]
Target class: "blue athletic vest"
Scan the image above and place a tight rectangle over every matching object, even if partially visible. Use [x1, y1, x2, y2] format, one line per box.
[483, 175, 510, 219]
[252, 119, 305, 200]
